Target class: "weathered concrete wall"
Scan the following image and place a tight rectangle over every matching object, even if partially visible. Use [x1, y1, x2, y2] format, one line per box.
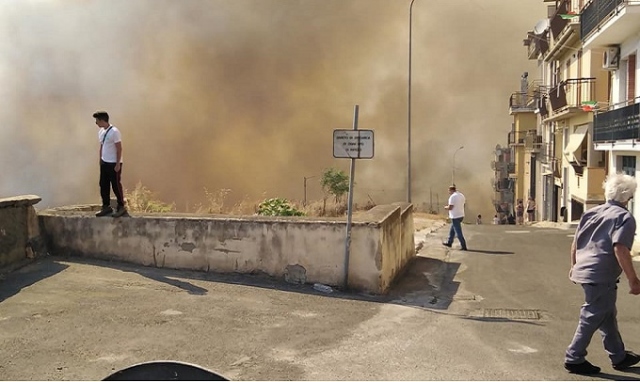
[39, 204, 414, 293]
[0, 195, 44, 272]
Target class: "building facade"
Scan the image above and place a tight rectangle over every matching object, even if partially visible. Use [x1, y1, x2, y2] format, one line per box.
[502, 0, 635, 223]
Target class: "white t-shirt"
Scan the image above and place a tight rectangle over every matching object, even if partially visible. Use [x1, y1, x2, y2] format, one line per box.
[98, 125, 123, 163]
[448, 191, 465, 219]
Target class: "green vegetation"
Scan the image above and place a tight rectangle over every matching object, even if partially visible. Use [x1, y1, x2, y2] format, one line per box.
[257, 198, 305, 217]
[321, 168, 350, 203]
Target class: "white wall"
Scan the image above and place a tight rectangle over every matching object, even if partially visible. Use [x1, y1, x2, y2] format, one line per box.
[39, 204, 415, 294]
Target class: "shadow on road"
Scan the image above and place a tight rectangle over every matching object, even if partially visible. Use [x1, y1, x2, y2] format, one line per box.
[595, 370, 640, 381]
[0, 258, 68, 303]
[132, 268, 209, 295]
[36, 255, 465, 311]
[466, 249, 515, 255]
[385, 256, 461, 310]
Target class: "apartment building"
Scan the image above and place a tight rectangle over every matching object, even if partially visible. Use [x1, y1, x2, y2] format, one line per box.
[492, 144, 515, 222]
[516, 0, 612, 222]
[583, 0, 640, 221]
[507, 73, 541, 216]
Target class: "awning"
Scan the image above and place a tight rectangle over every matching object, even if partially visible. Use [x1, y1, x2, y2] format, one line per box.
[563, 125, 589, 162]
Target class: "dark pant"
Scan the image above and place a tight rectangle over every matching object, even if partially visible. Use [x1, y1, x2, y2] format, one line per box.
[565, 282, 626, 364]
[446, 217, 467, 249]
[99, 161, 125, 208]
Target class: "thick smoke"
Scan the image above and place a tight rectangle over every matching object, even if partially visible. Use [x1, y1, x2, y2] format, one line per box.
[1, 0, 543, 218]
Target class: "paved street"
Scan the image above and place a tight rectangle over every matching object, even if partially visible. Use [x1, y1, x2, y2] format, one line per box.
[3, 222, 640, 380]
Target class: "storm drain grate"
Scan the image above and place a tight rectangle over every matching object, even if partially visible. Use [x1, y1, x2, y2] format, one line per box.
[481, 308, 541, 320]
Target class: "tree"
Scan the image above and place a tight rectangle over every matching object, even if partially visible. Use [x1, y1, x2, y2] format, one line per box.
[321, 168, 350, 203]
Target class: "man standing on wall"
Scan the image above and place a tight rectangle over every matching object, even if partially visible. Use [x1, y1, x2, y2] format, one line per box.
[442, 185, 467, 251]
[94, 111, 127, 217]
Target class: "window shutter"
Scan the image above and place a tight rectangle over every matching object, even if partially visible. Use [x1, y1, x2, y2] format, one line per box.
[628, 54, 636, 102]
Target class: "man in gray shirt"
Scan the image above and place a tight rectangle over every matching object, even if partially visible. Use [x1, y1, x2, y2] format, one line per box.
[565, 173, 640, 375]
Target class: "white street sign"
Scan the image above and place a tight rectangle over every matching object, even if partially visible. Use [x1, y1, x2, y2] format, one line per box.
[333, 129, 374, 159]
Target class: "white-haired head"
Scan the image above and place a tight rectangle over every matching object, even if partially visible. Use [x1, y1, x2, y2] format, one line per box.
[604, 173, 637, 204]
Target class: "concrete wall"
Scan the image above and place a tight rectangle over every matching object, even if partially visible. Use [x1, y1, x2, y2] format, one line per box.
[39, 203, 415, 294]
[0, 195, 45, 273]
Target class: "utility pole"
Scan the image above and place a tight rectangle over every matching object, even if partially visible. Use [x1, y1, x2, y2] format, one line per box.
[407, 0, 416, 203]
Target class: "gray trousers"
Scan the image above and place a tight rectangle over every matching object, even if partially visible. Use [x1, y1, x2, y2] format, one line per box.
[565, 282, 626, 364]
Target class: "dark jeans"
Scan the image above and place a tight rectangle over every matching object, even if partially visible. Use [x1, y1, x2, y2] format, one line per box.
[565, 282, 626, 364]
[99, 161, 125, 208]
[446, 217, 467, 249]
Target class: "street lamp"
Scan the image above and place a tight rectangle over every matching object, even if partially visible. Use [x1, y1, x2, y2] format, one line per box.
[407, 0, 416, 203]
[303, 175, 319, 207]
[452, 146, 464, 186]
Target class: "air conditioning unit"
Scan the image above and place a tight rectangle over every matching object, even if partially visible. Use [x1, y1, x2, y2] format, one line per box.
[603, 46, 620, 70]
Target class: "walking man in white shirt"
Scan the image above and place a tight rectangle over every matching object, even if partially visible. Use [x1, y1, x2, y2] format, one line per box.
[94, 111, 127, 217]
[443, 185, 467, 250]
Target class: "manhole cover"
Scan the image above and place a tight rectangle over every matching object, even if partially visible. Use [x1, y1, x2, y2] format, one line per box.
[480, 308, 541, 320]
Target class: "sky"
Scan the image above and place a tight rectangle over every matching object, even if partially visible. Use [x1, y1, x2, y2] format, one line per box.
[0, 0, 547, 217]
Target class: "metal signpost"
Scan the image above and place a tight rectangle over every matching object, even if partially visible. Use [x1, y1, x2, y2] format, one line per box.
[332, 105, 374, 289]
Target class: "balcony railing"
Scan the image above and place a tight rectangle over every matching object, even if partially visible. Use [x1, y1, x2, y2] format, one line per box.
[508, 130, 537, 146]
[509, 92, 538, 112]
[593, 101, 640, 142]
[525, 134, 543, 152]
[580, 0, 625, 40]
[547, 78, 596, 112]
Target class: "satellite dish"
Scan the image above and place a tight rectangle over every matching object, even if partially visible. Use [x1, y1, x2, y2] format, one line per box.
[533, 19, 549, 35]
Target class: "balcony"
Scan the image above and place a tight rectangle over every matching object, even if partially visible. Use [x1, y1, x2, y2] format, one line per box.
[569, 166, 607, 203]
[508, 130, 533, 146]
[494, 178, 511, 191]
[491, 160, 510, 171]
[550, 0, 570, 39]
[525, 134, 543, 152]
[546, 0, 581, 60]
[510, 81, 548, 115]
[509, 92, 538, 114]
[525, 30, 549, 60]
[581, 0, 640, 48]
[593, 101, 640, 142]
[544, 78, 597, 122]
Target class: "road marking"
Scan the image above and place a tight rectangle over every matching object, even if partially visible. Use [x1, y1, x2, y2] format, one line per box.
[567, 234, 575, 238]
[160, 309, 183, 316]
[505, 231, 530, 234]
[507, 344, 538, 354]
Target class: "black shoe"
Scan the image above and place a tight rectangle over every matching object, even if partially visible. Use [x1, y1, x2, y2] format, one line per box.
[461, 247, 468, 251]
[613, 351, 640, 370]
[442, 242, 452, 248]
[112, 206, 128, 218]
[564, 360, 601, 375]
[96, 207, 113, 217]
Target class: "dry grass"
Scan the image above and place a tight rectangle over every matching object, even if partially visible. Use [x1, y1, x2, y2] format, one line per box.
[125, 183, 377, 217]
[125, 182, 175, 213]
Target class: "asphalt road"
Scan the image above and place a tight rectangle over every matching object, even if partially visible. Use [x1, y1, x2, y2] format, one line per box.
[2, 222, 640, 380]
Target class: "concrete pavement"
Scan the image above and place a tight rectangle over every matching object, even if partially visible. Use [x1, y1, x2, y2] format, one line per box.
[3, 221, 640, 380]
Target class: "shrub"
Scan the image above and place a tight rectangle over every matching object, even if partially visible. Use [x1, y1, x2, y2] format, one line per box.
[257, 198, 305, 217]
[321, 168, 350, 203]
